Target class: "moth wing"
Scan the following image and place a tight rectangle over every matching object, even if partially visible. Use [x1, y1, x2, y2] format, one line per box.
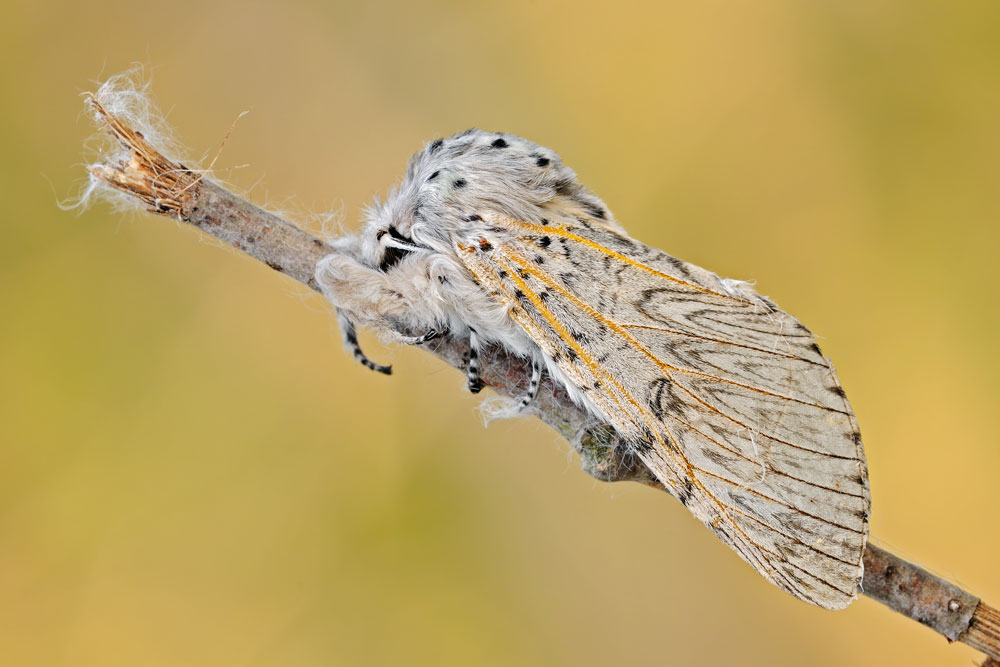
[458, 215, 870, 609]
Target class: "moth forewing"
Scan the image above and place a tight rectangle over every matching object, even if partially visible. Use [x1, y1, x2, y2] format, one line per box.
[457, 211, 870, 610]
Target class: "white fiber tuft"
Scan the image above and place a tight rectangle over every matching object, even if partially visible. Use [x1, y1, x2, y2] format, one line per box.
[63, 66, 196, 214]
[478, 395, 523, 425]
[719, 277, 756, 300]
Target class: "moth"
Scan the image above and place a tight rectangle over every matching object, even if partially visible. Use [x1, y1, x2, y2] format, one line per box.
[316, 130, 871, 610]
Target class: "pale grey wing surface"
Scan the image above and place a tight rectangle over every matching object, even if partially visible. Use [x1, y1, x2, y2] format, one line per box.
[458, 216, 870, 609]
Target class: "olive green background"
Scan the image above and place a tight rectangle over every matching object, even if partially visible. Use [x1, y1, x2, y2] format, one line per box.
[2, 2, 998, 665]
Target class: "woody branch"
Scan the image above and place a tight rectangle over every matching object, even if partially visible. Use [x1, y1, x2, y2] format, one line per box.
[82, 94, 999, 664]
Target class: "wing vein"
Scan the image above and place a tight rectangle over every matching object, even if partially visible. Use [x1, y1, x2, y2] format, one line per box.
[668, 415, 867, 500]
[717, 500, 862, 571]
[493, 217, 747, 304]
[621, 323, 825, 366]
[692, 466, 864, 535]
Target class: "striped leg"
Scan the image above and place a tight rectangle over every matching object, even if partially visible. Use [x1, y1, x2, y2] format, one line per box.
[398, 329, 440, 345]
[337, 309, 392, 375]
[518, 358, 542, 410]
[467, 328, 483, 393]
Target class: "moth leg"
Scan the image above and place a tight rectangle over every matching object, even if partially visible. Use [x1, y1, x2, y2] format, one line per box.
[467, 328, 484, 394]
[336, 308, 392, 375]
[518, 358, 543, 410]
[398, 329, 440, 345]
[317, 252, 440, 356]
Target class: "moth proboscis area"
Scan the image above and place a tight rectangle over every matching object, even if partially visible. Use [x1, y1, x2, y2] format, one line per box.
[316, 129, 870, 610]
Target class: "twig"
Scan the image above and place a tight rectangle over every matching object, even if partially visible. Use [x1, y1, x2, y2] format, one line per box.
[83, 94, 999, 663]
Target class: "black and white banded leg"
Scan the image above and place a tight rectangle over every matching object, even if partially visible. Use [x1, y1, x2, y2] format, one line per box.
[518, 358, 542, 410]
[397, 329, 440, 345]
[467, 328, 483, 394]
[337, 309, 392, 375]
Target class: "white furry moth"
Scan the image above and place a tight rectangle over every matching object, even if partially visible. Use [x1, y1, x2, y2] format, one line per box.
[316, 130, 870, 610]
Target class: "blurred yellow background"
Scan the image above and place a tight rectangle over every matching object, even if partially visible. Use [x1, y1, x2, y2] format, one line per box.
[2, 1, 998, 665]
